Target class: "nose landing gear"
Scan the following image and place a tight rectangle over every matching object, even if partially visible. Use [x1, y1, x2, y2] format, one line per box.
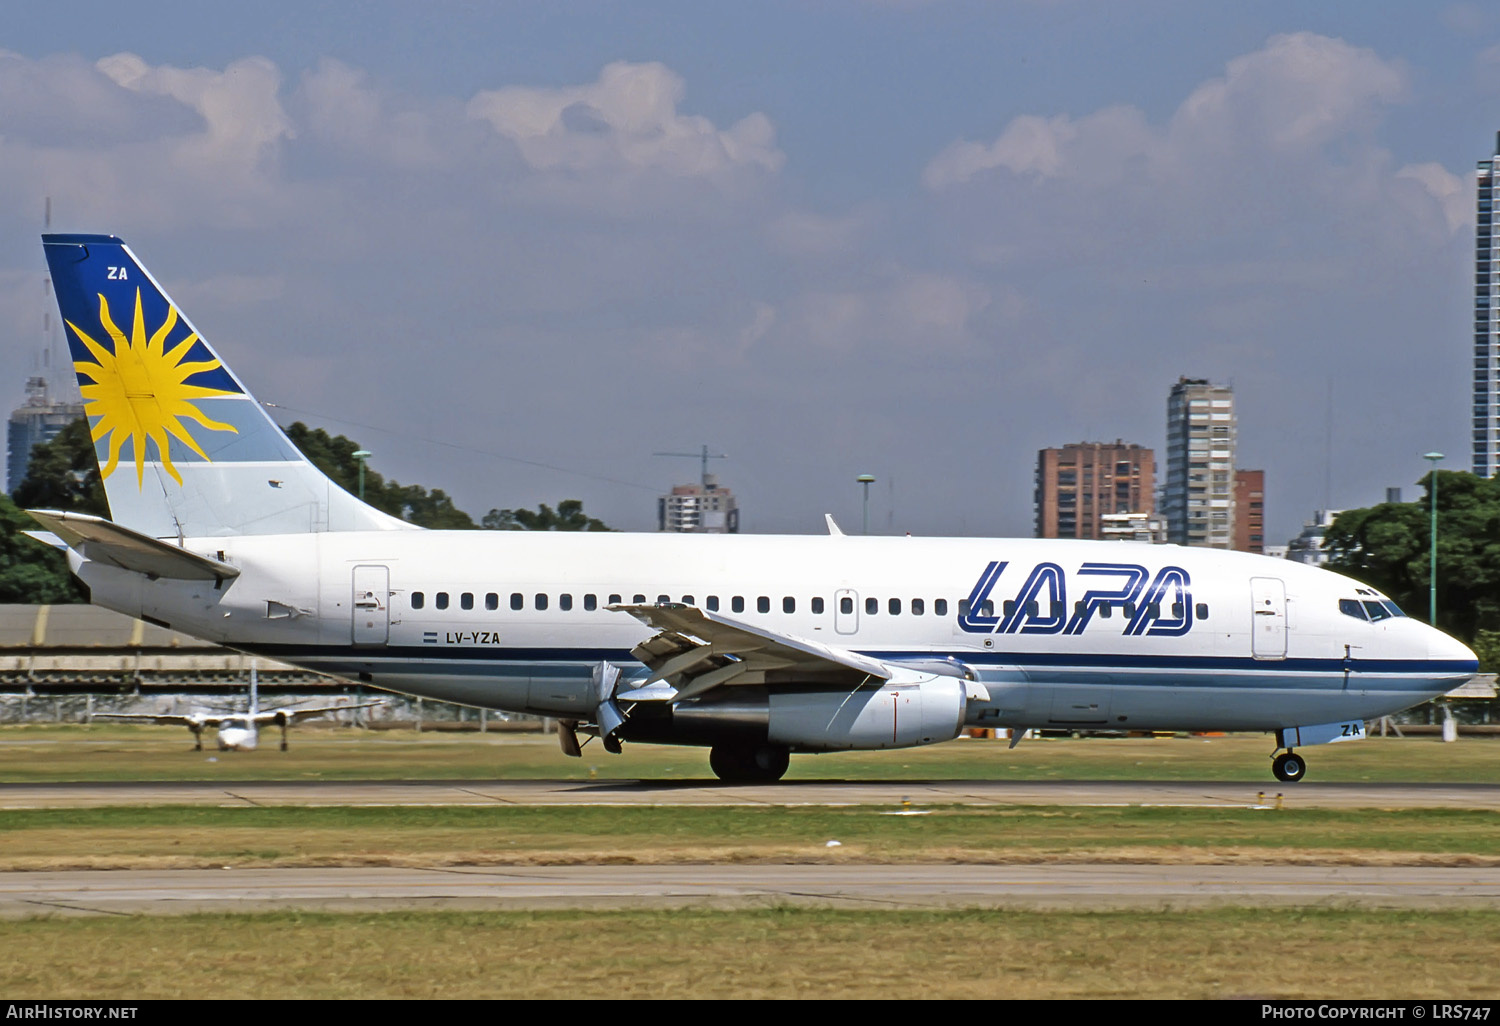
[1271, 749, 1306, 783]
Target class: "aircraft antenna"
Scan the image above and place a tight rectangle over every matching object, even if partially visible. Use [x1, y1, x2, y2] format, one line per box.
[653, 444, 728, 487]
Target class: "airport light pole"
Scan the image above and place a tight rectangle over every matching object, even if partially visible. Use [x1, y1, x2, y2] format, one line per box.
[353, 450, 372, 501]
[857, 474, 876, 535]
[1422, 451, 1443, 625]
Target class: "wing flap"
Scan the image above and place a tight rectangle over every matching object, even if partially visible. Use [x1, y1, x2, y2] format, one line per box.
[25, 509, 240, 581]
[609, 603, 889, 701]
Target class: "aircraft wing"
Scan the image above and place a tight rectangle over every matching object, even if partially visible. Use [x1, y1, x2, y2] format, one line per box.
[24, 509, 240, 582]
[609, 603, 890, 702]
[254, 701, 385, 725]
[94, 712, 221, 727]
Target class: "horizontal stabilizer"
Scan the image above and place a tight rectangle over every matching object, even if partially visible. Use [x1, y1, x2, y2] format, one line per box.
[22, 531, 65, 550]
[24, 509, 240, 581]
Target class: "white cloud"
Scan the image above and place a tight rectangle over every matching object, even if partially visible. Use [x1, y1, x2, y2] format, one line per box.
[466, 61, 783, 178]
[96, 53, 293, 176]
[783, 271, 991, 354]
[1395, 161, 1470, 234]
[297, 58, 451, 169]
[927, 33, 1410, 193]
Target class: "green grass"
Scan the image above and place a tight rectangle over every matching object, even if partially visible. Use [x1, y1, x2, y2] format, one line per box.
[3, 906, 1498, 999]
[2, 804, 1497, 869]
[2, 725, 1498, 783]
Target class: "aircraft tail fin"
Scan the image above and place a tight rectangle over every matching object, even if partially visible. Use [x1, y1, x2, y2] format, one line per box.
[41, 234, 412, 539]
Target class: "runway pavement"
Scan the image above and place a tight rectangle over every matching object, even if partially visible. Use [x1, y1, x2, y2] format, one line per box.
[5, 864, 1500, 917]
[2, 778, 1499, 809]
[5, 779, 1498, 916]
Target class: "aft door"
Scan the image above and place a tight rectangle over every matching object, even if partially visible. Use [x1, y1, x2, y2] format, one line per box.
[834, 589, 859, 635]
[1250, 577, 1287, 660]
[352, 565, 390, 646]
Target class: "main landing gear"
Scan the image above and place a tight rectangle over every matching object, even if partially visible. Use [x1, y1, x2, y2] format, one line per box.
[1271, 749, 1307, 783]
[709, 744, 791, 784]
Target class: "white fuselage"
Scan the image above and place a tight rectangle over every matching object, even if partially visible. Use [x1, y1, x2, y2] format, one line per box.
[72, 531, 1476, 738]
[216, 719, 257, 751]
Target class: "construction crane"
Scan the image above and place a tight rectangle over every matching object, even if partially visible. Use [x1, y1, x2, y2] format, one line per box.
[653, 445, 728, 487]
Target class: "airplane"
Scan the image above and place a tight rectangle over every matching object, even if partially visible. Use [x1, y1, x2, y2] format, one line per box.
[96, 671, 384, 751]
[24, 233, 1477, 784]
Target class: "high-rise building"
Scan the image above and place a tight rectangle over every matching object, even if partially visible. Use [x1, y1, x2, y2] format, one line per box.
[1476, 133, 1500, 477]
[658, 474, 740, 533]
[1164, 377, 1236, 548]
[6, 376, 83, 494]
[1034, 441, 1155, 539]
[1233, 469, 1265, 554]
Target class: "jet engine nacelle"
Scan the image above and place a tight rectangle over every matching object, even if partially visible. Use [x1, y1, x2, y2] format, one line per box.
[767, 673, 968, 752]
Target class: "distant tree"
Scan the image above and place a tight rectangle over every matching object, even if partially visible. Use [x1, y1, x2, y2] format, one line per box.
[281, 422, 477, 529]
[1323, 470, 1500, 655]
[482, 500, 611, 532]
[0, 492, 87, 602]
[0, 417, 102, 602]
[384, 484, 477, 530]
[11, 418, 107, 516]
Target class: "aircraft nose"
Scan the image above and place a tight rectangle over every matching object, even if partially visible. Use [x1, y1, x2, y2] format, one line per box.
[1428, 625, 1478, 670]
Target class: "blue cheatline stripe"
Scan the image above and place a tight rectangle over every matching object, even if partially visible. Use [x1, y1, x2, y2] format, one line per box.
[243, 642, 1473, 679]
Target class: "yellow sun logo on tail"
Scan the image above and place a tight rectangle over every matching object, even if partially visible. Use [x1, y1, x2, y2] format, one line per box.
[68, 289, 240, 488]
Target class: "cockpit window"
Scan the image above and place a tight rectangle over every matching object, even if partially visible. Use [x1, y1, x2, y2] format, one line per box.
[1362, 600, 1393, 622]
[1382, 600, 1406, 618]
[1339, 599, 1368, 621]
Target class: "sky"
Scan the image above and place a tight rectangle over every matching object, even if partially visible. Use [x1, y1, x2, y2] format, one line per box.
[0, 1, 1494, 541]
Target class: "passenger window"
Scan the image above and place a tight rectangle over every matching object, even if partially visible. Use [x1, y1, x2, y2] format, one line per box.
[511, 593, 523, 611]
[436, 592, 449, 610]
[559, 594, 573, 611]
[1098, 603, 1112, 619]
[1025, 601, 1037, 617]
[1147, 603, 1160, 619]
[633, 594, 646, 604]
[934, 599, 948, 616]
[707, 596, 720, 612]
[865, 597, 878, 615]
[783, 597, 795, 613]
[812, 597, 824, 614]
[912, 598, 924, 616]
[657, 594, 670, 605]
[584, 594, 597, 611]
[461, 592, 474, 611]
[889, 598, 901, 615]
[535, 593, 548, 611]
[608, 594, 621, 605]
[959, 599, 970, 617]
[681, 595, 694, 605]
[411, 592, 425, 610]
[982, 601, 994, 617]
[733, 596, 745, 613]
[1195, 603, 1208, 620]
[840, 597, 853, 615]
[1123, 602, 1136, 618]
[1003, 601, 1015, 617]
[485, 593, 498, 611]
[1171, 602, 1183, 619]
[757, 596, 770, 614]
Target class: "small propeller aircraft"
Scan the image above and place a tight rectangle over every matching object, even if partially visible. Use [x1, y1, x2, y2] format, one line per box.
[98, 671, 383, 751]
